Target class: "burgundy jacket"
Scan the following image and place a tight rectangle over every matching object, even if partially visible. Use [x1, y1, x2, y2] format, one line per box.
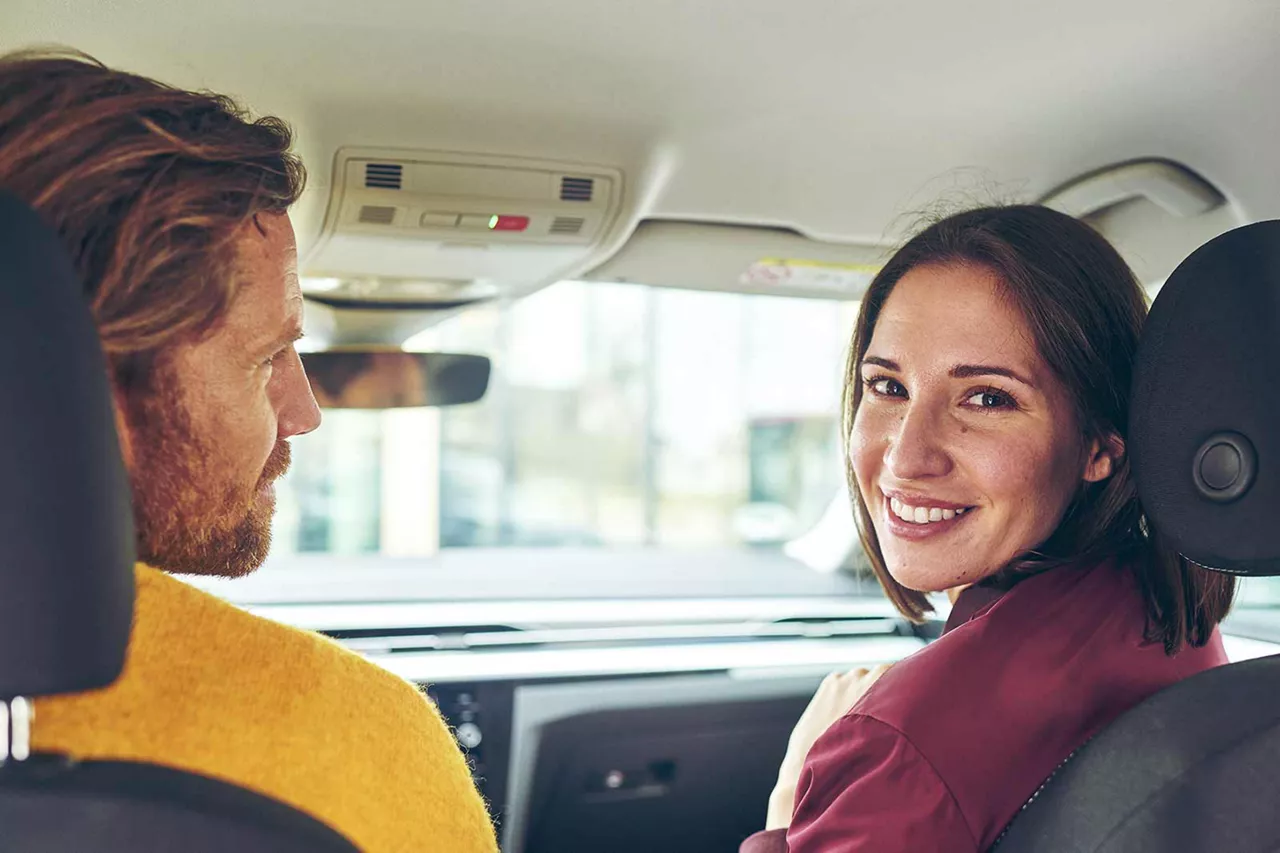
[741, 557, 1227, 852]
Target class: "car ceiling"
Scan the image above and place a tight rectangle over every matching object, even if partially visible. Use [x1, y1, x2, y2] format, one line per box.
[6, 0, 1279, 266]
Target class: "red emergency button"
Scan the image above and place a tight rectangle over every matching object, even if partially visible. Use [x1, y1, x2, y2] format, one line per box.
[489, 214, 530, 232]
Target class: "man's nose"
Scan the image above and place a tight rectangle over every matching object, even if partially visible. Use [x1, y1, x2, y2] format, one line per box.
[276, 349, 322, 439]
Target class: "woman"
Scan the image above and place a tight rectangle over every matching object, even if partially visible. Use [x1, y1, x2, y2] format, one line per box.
[742, 205, 1234, 852]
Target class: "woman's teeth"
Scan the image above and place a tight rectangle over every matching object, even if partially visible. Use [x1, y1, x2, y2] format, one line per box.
[889, 497, 968, 525]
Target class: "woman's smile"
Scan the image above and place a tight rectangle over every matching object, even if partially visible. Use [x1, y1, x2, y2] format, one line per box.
[879, 489, 975, 541]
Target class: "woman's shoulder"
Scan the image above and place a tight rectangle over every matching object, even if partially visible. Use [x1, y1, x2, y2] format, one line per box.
[839, 557, 1223, 847]
[792, 712, 979, 852]
[854, 558, 1158, 728]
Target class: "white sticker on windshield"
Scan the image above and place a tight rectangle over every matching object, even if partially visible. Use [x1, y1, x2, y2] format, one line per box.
[740, 258, 878, 294]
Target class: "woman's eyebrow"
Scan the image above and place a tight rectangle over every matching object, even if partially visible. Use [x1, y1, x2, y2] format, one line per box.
[862, 357, 1038, 390]
[950, 363, 1037, 388]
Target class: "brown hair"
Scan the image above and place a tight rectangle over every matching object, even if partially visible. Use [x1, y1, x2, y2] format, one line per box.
[845, 204, 1234, 652]
[0, 48, 305, 388]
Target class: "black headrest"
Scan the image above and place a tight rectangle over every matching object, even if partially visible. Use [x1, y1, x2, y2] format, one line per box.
[0, 192, 135, 699]
[1131, 220, 1280, 576]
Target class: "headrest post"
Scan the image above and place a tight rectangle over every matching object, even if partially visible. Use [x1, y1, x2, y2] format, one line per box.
[0, 697, 32, 763]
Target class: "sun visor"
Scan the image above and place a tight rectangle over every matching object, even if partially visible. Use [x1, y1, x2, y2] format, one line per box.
[1131, 220, 1280, 575]
[583, 220, 886, 300]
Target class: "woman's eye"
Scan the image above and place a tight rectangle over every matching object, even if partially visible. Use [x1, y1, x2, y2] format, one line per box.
[865, 377, 906, 398]
[964, 388, 1017, 410]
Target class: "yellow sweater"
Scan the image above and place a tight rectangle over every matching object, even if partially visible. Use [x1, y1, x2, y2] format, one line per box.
[33, 564, 498, 853]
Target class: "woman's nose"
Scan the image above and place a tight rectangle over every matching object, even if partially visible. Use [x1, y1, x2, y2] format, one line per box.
[883, 401, 952, 481]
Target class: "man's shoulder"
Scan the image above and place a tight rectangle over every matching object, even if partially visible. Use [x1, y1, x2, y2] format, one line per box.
[135, 564, 429, 710]
[36, 569, 494, 853]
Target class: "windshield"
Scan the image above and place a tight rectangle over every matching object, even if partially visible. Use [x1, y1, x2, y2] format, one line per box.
[270, 281, 859, 560]
[261, 277, 1280, 637]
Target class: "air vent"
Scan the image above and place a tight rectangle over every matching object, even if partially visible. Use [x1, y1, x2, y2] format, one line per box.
[549, 216, 586, 235]
[358, 205, 397, 225]
[560, 176, 594, 202]
[364, 163, 403, 190]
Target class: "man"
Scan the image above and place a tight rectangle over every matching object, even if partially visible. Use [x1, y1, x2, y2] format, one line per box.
[0, 49, 497, 852]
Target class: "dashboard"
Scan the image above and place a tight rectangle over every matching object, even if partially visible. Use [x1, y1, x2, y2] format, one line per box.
[267, 596, 923, 852]
[191, 552, 1280, 852]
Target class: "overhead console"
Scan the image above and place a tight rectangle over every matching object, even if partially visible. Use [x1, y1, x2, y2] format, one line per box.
[303, 148, 624, 310]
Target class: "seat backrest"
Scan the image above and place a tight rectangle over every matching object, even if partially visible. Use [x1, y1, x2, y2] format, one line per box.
[996, 220, 1280, 852]
[1, 758, 362, 852]
[994, 654, 1280, 852]
[0, 192, 359, 852]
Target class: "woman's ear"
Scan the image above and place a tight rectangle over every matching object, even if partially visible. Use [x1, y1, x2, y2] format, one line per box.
[1083, 431, 1125, 483]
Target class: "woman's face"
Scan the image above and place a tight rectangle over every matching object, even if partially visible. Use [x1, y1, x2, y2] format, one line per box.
[850, 262, 1117, 592]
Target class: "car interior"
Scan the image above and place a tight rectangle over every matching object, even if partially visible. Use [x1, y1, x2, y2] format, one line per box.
[4, 1, 1280, 851]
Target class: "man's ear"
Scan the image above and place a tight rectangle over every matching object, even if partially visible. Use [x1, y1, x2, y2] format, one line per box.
[1083, 431, 1125, 484]
[111, 384, 135, 469]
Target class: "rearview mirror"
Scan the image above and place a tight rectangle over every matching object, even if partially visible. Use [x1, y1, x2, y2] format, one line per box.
[301, 351, 491, 409]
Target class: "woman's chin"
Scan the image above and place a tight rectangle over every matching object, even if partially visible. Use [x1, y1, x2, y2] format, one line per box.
[884, 561, 968, 594]
[875, 517, 992, 593]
